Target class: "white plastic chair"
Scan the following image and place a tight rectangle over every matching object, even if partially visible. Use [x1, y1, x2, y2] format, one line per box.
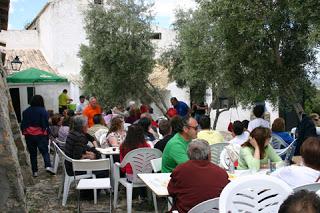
[94, 128, 109, 142]
[52, 142, 96, 206]
[276, 139, 298, 161]
[290, 127, 297, 139]
[73, 159, 112, 213]
[210, 143, 229, 165]
[150, 157, 162, 173]
[219, 175, 293, 213]
[52, 138, 66, 174]
[99, 133, 108, 148]
[293, 183, 320, 192]
[113, 148, 162, 213]
[271, 134, 289, 149]
[188, 197, 219, 213]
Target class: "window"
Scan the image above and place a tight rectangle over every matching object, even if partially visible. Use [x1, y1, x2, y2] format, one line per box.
[94, 0, 103, 4]
[151, 33, 162, 40]
[27, 87, 35, 104]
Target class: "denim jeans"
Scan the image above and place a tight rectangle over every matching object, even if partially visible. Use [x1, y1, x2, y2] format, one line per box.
[25, 135, 51, 172]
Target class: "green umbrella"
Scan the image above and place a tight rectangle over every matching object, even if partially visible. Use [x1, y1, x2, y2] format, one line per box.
[6, 67, 68, 83]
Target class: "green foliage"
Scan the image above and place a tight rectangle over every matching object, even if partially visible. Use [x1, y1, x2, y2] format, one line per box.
[79, 0, 156, 109]
[200, 0, 320, 107]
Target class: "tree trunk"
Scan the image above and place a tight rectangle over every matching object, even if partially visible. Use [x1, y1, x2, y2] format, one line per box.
[0, 65, 30, 212]
[144, 81, 168, 116]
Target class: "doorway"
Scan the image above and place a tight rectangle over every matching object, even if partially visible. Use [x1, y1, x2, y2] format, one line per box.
[9, 88, 21, 122]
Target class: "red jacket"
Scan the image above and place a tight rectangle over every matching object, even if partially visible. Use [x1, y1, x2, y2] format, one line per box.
[168, 160, 229, 213]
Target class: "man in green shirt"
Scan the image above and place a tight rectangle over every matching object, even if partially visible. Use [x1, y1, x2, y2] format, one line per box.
[58, 89, 72, 114]
[161, 117, 198, 173]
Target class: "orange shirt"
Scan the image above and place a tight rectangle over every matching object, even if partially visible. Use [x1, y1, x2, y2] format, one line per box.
[82, 105, 102, 127]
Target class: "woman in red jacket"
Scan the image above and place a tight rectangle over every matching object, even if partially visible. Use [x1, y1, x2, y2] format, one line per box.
[120, 124, 150, 182]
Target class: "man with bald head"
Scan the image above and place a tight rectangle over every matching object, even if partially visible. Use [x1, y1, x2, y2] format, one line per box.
[161, 116, 198, 172]
[82, 97, 102, 127]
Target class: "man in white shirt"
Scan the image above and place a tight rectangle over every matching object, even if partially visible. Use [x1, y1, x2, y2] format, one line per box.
[75, 95, 87, 115]
[271, 137, 320, 188]
[229, 121, 249, 145]
[248, 105, 269, 132]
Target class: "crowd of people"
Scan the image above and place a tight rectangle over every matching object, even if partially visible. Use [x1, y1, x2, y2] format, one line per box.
[20, 91, 320, 212]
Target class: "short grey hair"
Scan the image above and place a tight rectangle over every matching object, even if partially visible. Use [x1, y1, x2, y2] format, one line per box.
[187, 139, 210, 160]
[72, 115, 88, 132]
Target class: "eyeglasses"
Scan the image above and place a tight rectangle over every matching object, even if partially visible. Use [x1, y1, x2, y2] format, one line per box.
[188, 125, 199, 130]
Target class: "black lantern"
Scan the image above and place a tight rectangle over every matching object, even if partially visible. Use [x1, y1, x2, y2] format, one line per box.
[11, 56, 22, 71]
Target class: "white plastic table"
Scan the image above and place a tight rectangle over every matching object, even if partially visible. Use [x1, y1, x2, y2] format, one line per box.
[138, 173, 171, 196]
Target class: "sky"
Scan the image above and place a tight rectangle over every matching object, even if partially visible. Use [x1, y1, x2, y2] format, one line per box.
[8, 0, 197, 30]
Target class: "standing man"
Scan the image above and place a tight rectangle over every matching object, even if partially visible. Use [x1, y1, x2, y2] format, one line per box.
[161, 117, 198, 173]
[75, 95, 87, 115]
[170, 97, 190, 117]
[82, 97, 102, 127]
[58, 89, 72, 114]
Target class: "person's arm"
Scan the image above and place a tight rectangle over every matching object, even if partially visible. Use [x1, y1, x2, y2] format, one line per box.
[107, 134, 118, 147]
[167, 170, 179, 198]
[240, 147, 260, 170]
[266, 144, 282, 163]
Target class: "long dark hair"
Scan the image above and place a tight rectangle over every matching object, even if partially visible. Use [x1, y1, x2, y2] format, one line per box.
[242, 127, 271, 159]
[30, 95, 45, 107]
[121, 124, 145, 150]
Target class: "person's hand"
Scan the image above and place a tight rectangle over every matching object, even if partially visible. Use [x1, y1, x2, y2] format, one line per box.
[249, 137, 259, 149]
[92, 141, 98, 147]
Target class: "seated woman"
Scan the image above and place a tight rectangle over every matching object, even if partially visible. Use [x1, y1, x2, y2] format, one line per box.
[64, 115, 102, 176]
[138, 117, 156, 143]
[119, 125, 150, 182]
[103, 116, 126, 148]
[49, 113, 62, 140]
[58, 116, 72, 142]
[238, 127, 282, 170]
[272, 118, 294, 145]
[271, 137, 320, 188]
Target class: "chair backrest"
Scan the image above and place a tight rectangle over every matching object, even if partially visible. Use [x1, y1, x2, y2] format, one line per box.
[210, 143, 229, 165]
[290, 127, 297, 139]
[219, 149, 231, 170]
[99, 133, 108, 148]
[271, 134, 288, 149]
[120, 148, 162, 183]
[52, 141, 72, 162]
[94, 129, 108, 141]
[219, 175, 293, 213]
[293, 183, 320, 192]
[72, 159, 110, 173]
[283, 139, 298, 162]
[150, 157, 162, 173]
[188, 197, 219, 213]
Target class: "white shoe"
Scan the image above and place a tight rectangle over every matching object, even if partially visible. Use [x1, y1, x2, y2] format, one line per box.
[33, 172, 38, 177]
[46, 167, 55, 175]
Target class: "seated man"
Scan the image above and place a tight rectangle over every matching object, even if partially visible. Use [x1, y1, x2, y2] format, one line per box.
[197, 115, 224, 144]
[229, 120, 249, 145]
[168, 139, 229, 213]
[271, 137, 320, 188]
[87, 114, 108, 139]
[161, 117, 198, 172]
[279, 190, 320, 213]
[154, 119, 173, 152]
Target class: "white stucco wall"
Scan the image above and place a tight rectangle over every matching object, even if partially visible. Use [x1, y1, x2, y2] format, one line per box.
[0, 30, 39, 49]
[8, 83, 69, 117]
[151, 26, 177, 59]
[36, 0, 88, 77]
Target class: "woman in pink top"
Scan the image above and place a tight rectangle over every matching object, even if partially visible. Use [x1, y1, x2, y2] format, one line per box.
[105, 116, 126, 147]
[120, 125, 150, 181]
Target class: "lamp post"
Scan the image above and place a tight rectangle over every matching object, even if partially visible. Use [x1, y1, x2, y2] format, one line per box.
[11, 56, 22, 71]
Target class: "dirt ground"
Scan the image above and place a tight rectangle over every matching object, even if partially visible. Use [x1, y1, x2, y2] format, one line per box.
[26, 154, 167, 213]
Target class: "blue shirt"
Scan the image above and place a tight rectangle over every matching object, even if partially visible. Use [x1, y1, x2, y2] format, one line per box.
[174, 101, 189, 117]
[272, 131, 294, 145]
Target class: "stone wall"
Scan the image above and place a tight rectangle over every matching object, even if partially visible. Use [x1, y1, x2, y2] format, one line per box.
[0, 63, 31, 211]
